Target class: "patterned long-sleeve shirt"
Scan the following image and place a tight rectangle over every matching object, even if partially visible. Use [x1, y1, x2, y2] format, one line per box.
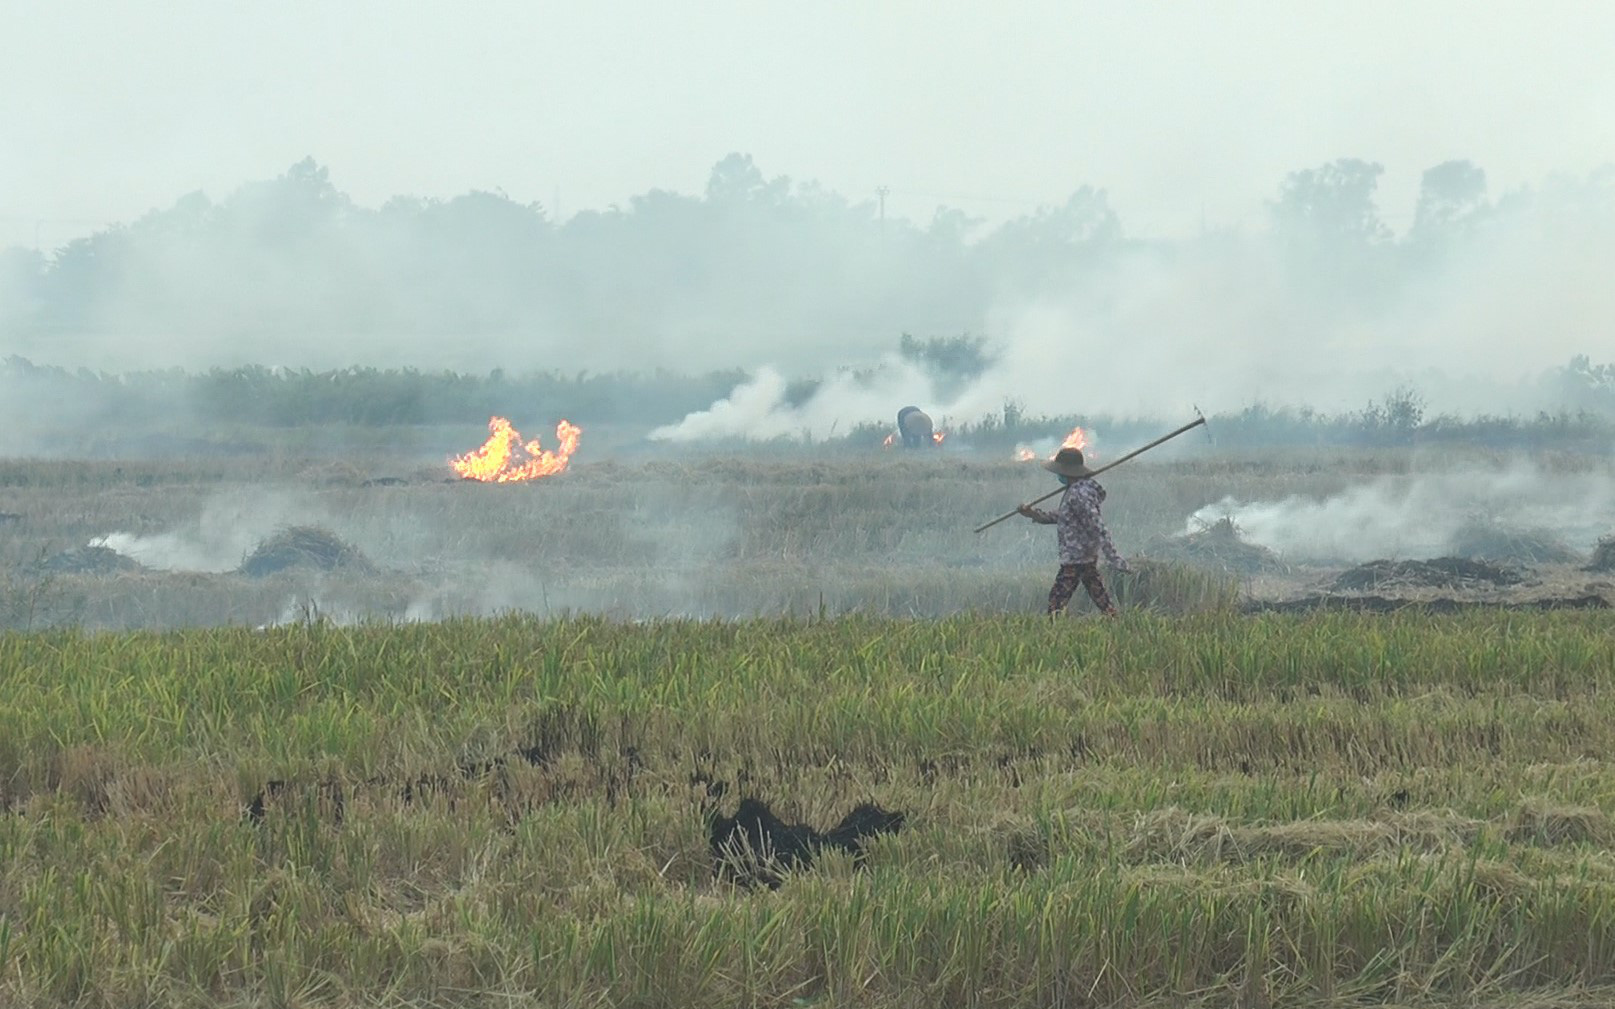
[1026, 479, 1127, 567]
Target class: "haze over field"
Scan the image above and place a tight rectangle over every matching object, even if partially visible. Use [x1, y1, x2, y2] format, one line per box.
[14, 13, 1615, 1006]
[3, 2, 1614, 429]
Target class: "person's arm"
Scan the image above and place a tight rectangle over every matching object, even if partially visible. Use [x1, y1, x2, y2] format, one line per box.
[1017, 503, 1057, 524]
[1089, 490, 1131, 571]
[1097, 522, 1130, 571]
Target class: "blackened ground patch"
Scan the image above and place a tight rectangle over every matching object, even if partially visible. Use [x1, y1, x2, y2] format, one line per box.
[823, 802, 906, 848]
[709, 797, 905, 889]
[1331, 557, 1524, 592]
[245, 778, 346, 825]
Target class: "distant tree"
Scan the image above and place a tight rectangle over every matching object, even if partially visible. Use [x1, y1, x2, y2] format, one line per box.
[976, 186, 1121, 290]
[1269, 158, 1400, 309]
[986, 186, 1120, 251]
[898, 332, 993, 379]
[220, 156, 353, 246]
[1410, 160, 1488, 247]
[1359, 385, 1426, 442]
[704, 152, 791, 207]
[926, 205, 985, 246]
[420, 190, 546, 242]
[38, 228, 131, 328]
[1270, 158, 1392, 246]
[1552, 355, 1615, 414]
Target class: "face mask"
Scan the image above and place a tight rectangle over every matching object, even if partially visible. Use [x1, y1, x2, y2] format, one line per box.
[1057, 475, 1071, 487]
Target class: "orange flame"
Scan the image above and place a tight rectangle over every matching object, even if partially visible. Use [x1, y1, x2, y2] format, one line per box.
[451, 416, 581, 482]
[884, 429, 944, 447]
[1015, 427, 1089, 463]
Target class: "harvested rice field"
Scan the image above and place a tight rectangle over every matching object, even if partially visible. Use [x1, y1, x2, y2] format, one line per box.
[4, 611, 1615, 1007]
[4, 446, 1615, 1006]
[4, 449, 1613, 631]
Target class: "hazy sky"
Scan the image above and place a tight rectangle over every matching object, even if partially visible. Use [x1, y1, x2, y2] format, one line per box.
[5, 0, 1613, 251]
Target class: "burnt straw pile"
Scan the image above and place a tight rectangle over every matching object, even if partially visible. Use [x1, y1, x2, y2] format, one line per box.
[1587, 535, 1615, 574]
[40, 545, 147, 576]
[710, 797, 906, 889]
[1447, 518, 1581, 566]
[1332, 557, 1524, 592]
[238, 526, 376, 578]
[1142, 517, 1283, 575]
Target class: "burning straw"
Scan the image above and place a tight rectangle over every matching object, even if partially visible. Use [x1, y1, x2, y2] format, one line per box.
[451, 416, 581, 482]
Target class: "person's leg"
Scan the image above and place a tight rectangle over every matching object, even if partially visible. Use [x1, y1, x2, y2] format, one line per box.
[1075, 562, 1118, 617]
[1046, 564, 1081, 614]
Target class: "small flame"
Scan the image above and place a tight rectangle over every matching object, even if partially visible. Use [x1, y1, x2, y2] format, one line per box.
[1014, 426, 1090, 463]
[451, 416, 581, 482]
[1060, 426, 1089, 452]
[884, 429, 943, 447]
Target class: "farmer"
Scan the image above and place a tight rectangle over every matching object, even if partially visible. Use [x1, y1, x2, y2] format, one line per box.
[1017, 447, 1131, 617]
[896, 406, 936, 448]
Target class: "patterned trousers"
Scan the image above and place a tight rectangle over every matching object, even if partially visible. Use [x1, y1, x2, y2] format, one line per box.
[1047, 562, 1117, 616]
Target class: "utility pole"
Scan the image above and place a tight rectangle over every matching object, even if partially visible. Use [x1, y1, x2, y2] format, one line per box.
[875, 185, 889, 232]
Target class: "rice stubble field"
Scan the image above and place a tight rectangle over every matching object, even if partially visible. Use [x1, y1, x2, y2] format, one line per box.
[3, 449, 1615, 1006]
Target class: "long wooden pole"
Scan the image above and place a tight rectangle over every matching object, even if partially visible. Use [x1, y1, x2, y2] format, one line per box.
[973, 412, 1207, 534]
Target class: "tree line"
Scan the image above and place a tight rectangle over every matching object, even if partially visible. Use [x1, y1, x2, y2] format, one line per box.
[3, 154, 1610, 377]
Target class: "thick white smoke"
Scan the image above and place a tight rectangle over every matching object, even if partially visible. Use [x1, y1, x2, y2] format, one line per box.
[1189, 465, 1615, 563]
[648, 360, 940, 442]
[6, 162, 1612, 451]
[646, 184, 1615, 441]
[88, 490, 333, 572]
[646, 368, 791, 442]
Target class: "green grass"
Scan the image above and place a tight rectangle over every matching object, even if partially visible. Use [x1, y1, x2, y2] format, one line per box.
[4, 611, 1615, 1006]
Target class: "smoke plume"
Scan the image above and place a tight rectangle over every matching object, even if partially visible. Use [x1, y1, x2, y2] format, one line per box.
[1189, 465, 1615, 563]
[4, 159, 1614, 449]
[88, 490, 337, 572]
